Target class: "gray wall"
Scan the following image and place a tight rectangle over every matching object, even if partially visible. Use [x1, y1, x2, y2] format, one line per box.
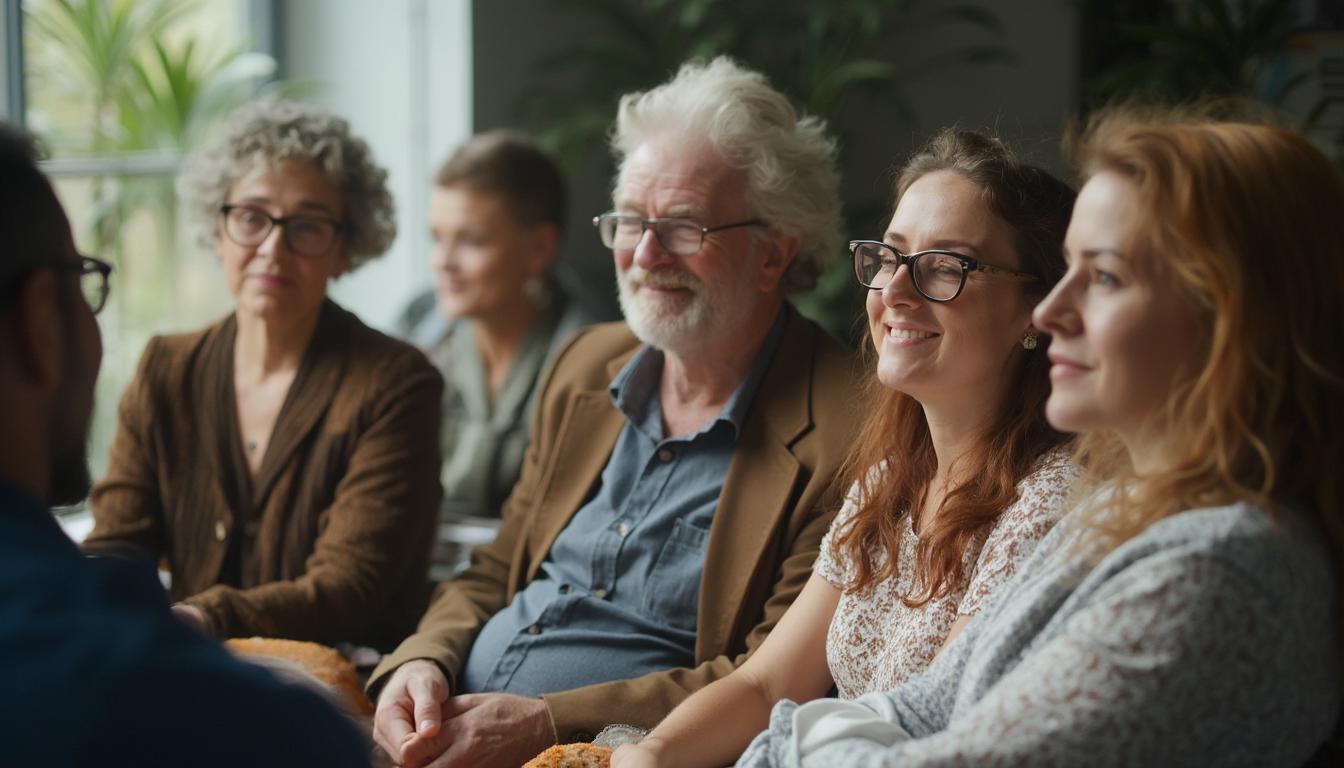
[473, 0, 623, 320]
[282, 0, 473, 332]
[472, 0, 1082, 320]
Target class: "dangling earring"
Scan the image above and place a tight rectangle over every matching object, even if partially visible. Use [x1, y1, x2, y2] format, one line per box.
[1022, 330, 1039, 350]
[523, 276, 553, 310]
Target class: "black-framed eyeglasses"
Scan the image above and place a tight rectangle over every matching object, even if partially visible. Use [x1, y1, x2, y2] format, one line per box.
[593, 212, 765, 256]
[849, 240, 1038, 302]
[219, 204, 344, 256]
[68, 256, 113, 314]
[2, 255, 112, 315]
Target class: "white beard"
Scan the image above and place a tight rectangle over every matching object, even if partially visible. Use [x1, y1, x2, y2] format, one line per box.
[617, 260, 758, 354]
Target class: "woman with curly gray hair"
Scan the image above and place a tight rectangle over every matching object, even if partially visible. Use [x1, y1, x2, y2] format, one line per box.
[84, 98, 443, 650]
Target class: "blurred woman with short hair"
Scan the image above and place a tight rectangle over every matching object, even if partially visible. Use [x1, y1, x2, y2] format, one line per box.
[399, 131, 600, 573]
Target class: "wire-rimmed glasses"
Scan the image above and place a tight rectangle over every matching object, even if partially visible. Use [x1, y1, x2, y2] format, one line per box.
[593, 212, 764, 256]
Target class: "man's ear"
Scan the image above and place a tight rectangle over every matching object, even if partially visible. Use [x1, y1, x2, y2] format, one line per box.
[757, 231, 800, 294]
[8, 270, 65, 388]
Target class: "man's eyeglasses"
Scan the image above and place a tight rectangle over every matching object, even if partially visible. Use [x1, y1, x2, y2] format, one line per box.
[2, 256, 112, 315]
[849, 240, 1038, 303]
[67, 256, 113, 314]
[219, 204, 344, 256]
[593, 212, 765, 256]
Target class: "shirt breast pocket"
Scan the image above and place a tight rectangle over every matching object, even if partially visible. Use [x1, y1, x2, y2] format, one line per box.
[641, 518, 710, 633]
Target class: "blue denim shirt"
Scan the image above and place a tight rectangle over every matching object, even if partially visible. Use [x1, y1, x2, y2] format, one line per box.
[459, 310, 786, 696]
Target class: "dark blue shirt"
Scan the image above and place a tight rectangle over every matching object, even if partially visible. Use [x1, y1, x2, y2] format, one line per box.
[460, 310, 786, 695]
[0, 482, 368, 767]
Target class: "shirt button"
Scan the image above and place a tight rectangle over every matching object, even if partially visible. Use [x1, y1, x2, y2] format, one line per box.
[613, 522, 629, 537]
[592, 587, 609, 600]
[558, 584, 572, 594]
[657, 448, 674, 462]
[526, 624, 542, 635]
[214, 521, 227, 541]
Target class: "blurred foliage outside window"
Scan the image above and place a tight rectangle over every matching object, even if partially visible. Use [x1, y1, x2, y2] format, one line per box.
[22, 0, 278, 487]
[1083, 0, 1344, 164]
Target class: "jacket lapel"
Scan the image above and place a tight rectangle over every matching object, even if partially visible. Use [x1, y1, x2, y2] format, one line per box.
[696, 308, 816, 660]
[252, 301, 348, 506]
[522, 348, 637, 581]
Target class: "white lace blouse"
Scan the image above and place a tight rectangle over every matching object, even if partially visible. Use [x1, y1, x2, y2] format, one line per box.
[816, 449, 1076, 698]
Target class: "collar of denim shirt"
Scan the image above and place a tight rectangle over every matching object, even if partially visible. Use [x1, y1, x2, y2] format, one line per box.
[609, 306, 787, 444]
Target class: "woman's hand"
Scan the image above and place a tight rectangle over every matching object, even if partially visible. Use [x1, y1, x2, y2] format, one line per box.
[611, 741, 664, 768]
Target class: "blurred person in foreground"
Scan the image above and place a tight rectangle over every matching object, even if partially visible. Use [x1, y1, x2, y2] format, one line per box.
[0, 121, 369, 767]
[733, 110, 1344, 767]
[83, 98, 442, 648]
[368, 57, 860, 768]
[398, 132, 601, 573]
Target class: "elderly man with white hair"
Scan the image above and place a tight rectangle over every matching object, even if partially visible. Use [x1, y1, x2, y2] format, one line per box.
[367, 57, 860, 768]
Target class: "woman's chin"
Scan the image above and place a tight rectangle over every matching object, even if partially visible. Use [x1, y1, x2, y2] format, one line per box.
[237, 296, 306, 323]
[1043, 397, 1093, 435]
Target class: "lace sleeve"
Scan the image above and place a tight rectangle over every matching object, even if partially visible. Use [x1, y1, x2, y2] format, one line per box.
[958, 450, 1076, 616]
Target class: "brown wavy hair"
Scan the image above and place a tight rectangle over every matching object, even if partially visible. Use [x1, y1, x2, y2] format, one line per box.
[1065, 108, 1344, 596]
[833, 128, 1076, 602]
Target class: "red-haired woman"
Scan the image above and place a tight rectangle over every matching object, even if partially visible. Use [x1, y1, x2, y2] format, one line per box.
[733, 111, 1344, 767]
[612, 129, 1077, 768]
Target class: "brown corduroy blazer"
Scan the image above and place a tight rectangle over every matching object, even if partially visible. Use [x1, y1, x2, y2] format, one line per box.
[85, 300, 442, 649]
[367, 306, 861, 740]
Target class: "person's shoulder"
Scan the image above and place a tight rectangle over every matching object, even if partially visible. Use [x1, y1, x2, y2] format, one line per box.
[1137, 500, 1327, 569]
[1013, 446, 1080, 500]
[130, 313, 234, 385]
[330, 301, 440, 381]
[544, 320, 640, 383]
[775, 311, 862, 437]
[784, 309, 861, 392]
[1077, 499, 1333, 615]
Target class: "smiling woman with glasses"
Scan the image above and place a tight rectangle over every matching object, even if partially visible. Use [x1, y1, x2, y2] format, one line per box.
[82, 98, 443, 651]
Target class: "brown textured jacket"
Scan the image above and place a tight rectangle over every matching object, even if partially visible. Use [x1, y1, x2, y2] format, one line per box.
[85, 300, 442, 649]
[368, 306, 861, 740]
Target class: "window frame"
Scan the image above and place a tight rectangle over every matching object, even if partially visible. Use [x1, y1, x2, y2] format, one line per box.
[3, 0, 280, 164]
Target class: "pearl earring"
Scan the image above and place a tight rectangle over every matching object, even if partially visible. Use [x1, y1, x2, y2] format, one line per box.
[1022, 331, 1039, 350]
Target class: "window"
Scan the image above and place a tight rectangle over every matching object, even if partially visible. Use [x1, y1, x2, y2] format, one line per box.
[11, 0, 278, 496]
